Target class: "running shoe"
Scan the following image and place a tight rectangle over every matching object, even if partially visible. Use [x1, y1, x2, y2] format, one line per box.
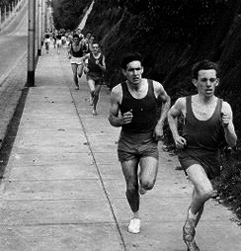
[183, 211, 200, 251]
[185, 240, 200, 251]
[139, 185, 147, 195]
[128, 218, 141, 234]
[92, 109, 98, 116]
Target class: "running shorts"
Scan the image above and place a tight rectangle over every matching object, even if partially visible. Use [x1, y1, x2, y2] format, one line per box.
[70, 56, 84, 65]
[86, 72, 104, 85]
[117, 131, 159, 163]
[178, 150, 221, 179]
[56, 39, 62, 46]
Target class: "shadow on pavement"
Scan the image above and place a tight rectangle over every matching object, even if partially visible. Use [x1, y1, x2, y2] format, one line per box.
[0, 87, 29, 183]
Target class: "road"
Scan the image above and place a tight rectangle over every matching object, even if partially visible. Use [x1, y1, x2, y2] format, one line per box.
[0, 0, 28, 149]
[0, 0, 28, 84]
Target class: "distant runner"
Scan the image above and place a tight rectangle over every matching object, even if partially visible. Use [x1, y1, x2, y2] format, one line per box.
[84, 41, 106, 115]
[44, 34, 51, 54]
[68, 34, 86, 90]
[108, 52, 170, 234]
[168, 60, 237, 251]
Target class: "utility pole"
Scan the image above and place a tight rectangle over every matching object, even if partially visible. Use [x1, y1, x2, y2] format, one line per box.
[0, 8, 2, 31]
[38, 0, 42, 56]
[27, 0, 36, 87]
[41, 0, 45, 45]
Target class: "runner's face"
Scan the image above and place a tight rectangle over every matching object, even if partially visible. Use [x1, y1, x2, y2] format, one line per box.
[193, 69, 219, 97]
[123, 61, 143, 85]
[73, 37, 79, 44]
[92, 44, 99, 53]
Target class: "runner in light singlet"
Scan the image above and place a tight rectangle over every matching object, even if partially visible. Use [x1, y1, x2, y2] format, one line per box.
[68, 34, 86, 90]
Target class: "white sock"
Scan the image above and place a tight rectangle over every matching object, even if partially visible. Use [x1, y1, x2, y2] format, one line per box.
[188, 208, 198, 220]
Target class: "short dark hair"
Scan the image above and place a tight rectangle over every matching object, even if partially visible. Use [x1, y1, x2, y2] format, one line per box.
[85, 31, 92, 36]
[92, 40, 99, 46]
[121, 52, 143, 70]
[73, 34, 79, 39]
[192, 60, 219, 79]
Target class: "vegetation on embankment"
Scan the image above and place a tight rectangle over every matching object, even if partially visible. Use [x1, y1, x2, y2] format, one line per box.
[52, 0, 241, 219]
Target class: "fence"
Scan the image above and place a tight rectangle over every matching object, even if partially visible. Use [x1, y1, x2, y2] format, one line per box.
[0, 0, 26, 31]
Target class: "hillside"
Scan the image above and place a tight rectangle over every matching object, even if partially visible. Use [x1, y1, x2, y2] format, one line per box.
[83, 0, 241, 140]
[53, 0, 241, 219]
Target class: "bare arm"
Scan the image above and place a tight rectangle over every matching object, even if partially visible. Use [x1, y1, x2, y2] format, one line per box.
[108, 85, 133, 127]
[167, 98, 187, 148]
[153, 81, 171, 140]
[221, 102, 237, 147]
[97, 55, 106, 72]
[67, 43, 72, 58]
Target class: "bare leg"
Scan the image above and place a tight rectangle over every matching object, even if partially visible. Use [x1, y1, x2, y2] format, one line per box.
[77, 63, 84, 78]
[139, 156, 158, 194]
[121, 158, 139, 215]
[183, 164, 214, 251]
[187, 164, 213, 216]
[71, 64, 79, 89]
[87, 78, 95, 106]
[121, 158, 142, 233]
[92, 84, 102, 115]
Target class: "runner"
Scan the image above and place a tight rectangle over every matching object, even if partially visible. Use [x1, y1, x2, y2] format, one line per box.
[83, 31, 92, 54]
[44, 34, 51, 54]
[68, 34, 86, 90]
[167, 60, 237, 251]
[108, 52, 170, 233]
[56, 33, 62, 54]
[84, 41, 106, 115]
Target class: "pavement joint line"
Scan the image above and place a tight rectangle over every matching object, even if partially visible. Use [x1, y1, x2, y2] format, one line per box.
[59, 55, 128, 251]
[5, 178, 100, 182]
[0, 222, 123, 227]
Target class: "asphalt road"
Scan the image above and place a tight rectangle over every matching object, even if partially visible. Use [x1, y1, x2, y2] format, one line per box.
[0, 0, 28, 84]
[0, 0, 28, 150]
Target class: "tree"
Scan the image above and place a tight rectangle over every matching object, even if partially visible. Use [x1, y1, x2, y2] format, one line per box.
[52, 0, 92, 30]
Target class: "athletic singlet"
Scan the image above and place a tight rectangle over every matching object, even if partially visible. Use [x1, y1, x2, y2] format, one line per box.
[70, 42, 85, 57]
[183, 96, 224, 153]
[88, 53, 103, 73]
[120, 80, 157, 134]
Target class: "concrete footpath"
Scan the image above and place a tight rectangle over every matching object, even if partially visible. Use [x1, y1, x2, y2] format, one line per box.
[0, 46, 241, 251]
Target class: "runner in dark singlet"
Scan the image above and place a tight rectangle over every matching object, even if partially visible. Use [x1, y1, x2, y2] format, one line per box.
[109, 52, 170, 234]
[83, 41, 106, 115]
[168, 60, 237, 251]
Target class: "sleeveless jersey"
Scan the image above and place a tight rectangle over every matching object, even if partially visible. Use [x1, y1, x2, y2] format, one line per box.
[70, 42, 85, 57]
[88, 53, 104, 74]
[183, 96, 224, 153]
[120, 80, 157, 134]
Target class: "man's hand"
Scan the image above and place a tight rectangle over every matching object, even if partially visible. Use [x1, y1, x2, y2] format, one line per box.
[174, 136, 187, 149]
[153, 125, 164, 141]
[221, 112, 231, 128]
[84, 67, 89, 74]
[121, 110, 133, 125]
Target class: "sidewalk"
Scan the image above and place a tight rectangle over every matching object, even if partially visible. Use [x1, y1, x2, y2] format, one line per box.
[0, 46, 240, 251]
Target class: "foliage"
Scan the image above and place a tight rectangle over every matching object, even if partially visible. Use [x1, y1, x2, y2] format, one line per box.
[117, 0, 236, 39]
[51, 0, 241, 219]
[52, 0, 92, 30]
